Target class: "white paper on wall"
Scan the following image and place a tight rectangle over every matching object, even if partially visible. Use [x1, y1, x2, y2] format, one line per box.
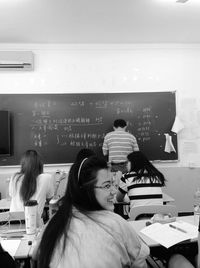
[171, 116, 184, 133]
[164, 133, 176, 153]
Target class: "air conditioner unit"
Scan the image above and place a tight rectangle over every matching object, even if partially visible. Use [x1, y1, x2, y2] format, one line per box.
[0, 51, 34, 71]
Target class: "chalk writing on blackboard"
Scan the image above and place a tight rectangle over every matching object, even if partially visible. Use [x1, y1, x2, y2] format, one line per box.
[0, 92, 177, 165]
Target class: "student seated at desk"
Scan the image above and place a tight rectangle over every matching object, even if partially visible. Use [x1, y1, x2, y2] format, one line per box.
[36, 156, 149, 268]
[116, 151, 166, 209]
[9, 149, 54, 225]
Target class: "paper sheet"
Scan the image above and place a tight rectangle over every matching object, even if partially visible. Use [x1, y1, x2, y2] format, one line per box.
[140, 222, 193, 248]
[0, 239, 21, 257]
[164, 133, 176, 153]
[171, 116, 184, 133]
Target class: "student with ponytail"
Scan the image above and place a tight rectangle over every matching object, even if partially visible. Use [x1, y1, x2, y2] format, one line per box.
[36, 156, 149, 268]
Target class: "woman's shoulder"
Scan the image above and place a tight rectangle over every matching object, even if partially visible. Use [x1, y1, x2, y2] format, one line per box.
[122, 172, 138, 184]
[10, 173, 21, 183]
[37, 173, 52, 184]
[123, 171, 137, 180]
[94, 210, 128, 226]
[38, 173, 52, 179]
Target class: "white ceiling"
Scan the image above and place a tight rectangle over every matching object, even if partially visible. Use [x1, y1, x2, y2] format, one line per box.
[0, 0, 199, 44]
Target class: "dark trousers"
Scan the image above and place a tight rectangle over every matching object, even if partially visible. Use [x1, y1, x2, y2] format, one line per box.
[111, 162, 127, 173]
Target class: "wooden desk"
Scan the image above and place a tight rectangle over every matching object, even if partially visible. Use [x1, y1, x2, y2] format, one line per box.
[0, 224, 36, 260]
[0, 200, 40, 262]
[128, 215, 196, 247]
[129, 216, 198, 266]
[0, 198, 49, 223]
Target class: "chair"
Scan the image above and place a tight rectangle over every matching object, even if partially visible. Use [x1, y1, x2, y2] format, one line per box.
[129, 204, 178, 221]
[0, 211, 25, 224]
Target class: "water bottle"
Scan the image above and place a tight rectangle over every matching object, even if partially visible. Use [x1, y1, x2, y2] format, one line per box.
[6, 177, 11, 201]
[24, 200, 38, 234]
[194, 188, 200, 225]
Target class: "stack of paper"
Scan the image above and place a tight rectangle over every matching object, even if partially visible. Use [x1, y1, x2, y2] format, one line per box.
[140, 221, 198, 248]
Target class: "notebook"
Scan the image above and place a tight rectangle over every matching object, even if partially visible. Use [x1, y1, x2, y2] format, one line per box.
[140, 221, 198, 248]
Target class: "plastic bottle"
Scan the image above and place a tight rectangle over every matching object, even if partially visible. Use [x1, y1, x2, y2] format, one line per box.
[6, 177, 11, 201]
[24, 200, 38, 234]
[194, 188, 200, 225]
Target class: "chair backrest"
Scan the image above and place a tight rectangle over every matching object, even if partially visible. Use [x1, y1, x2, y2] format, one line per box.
[129, 205, 178, 221]
[0, 211, 25, 223]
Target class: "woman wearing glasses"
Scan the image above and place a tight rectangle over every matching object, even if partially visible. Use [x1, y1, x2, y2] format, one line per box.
[36, 156, 149, 268]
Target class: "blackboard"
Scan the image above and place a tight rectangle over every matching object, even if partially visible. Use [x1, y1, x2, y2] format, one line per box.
[0, 92, 178, 165]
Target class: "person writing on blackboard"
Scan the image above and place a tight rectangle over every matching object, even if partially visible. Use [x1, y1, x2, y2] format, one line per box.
[35, 156, 149, 268]
[116, 151, 166, 209]
[9, 149, 54, 226]
[102, 119, 139, 173]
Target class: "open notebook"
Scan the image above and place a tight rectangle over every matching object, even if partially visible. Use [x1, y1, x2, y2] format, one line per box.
[140, 221, 198, 248]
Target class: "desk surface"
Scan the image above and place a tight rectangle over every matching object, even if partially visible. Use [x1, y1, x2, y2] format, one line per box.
[128, 215, 196, 247]
[0, 223, 36, 259]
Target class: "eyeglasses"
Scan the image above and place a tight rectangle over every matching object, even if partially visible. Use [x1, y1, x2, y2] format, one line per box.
[94, 182, 118, 192]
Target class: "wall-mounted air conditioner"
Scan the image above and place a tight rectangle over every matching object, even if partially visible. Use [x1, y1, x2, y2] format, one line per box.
[0, 51, 34, 71]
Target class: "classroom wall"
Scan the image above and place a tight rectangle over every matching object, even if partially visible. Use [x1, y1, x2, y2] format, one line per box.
[0, 43, 200, 212]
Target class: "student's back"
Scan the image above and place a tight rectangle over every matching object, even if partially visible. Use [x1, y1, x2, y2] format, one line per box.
[9, 150, 54, 224]
[121, 170, 164, 208]
[9, 173, 54, 217]
[50, 210, 148, 268]
[116, 151, 166, 208]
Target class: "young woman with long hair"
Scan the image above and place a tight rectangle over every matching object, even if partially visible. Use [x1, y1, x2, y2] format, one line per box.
[116, 151, 166, 208]
[36, 156, 149, 268]
[9, 149, 54, 224]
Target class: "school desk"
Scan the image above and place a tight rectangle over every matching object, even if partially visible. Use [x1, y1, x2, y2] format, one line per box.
[0, 223, 36, 265]
[128, 215, 198, 265]
[0, 198, 49, 222]
[128, 215, 197, 247]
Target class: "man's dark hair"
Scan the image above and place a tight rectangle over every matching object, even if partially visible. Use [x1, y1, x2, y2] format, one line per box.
[113, 119, 127, 128]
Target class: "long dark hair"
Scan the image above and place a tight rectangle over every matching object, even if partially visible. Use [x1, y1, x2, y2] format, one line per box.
[38, 156, 108, 268]
[14, 150, 43, 204]
[127, 151, 166, 185]
[75, 148, 96, 162]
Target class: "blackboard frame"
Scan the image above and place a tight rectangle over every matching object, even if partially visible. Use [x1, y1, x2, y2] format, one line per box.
[0, 91, 178, 165]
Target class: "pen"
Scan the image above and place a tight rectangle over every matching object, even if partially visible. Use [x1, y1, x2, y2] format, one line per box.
[169, 224, 187, 234]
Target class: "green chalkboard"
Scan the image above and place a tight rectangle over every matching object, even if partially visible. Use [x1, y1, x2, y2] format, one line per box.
[0, 92, 178, 165]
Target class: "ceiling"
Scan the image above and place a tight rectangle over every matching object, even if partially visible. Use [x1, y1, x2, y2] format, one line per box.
[0, 0, 199, 44]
